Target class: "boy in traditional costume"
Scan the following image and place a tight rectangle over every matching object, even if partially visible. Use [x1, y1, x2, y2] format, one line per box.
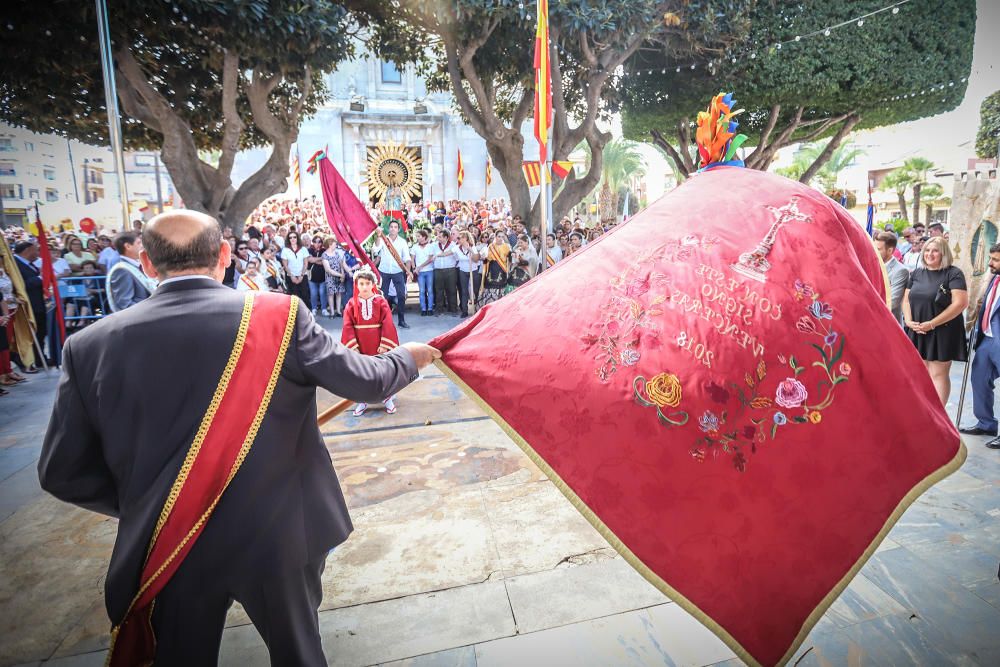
[341, 268, 400, 415]
[236, 258, 265, 292]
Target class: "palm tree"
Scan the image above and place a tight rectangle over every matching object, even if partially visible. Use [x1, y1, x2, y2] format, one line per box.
[919, 183, 950, 223]
[591, 139, 646, 223]
[880, 169, 912, 222]
[901, 157, 935, 225]
[777, 140, 865, 193]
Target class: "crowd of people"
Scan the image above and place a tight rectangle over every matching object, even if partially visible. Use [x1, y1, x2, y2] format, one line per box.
[0, 196, 616, 399]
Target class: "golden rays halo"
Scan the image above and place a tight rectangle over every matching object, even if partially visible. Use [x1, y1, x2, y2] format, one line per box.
[363, 141, 424, 205]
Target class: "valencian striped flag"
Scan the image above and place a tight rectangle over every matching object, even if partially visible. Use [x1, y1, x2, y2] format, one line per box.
[291, 155, 300, 187]
[486, 156, 493, 186]
[457, 149, 465, 188]
[534, 0, 551, 168]
[522, 161, 542, 187]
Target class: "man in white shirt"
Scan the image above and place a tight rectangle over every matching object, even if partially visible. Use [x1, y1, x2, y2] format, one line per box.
[875, 232, 909, 325]
[372, 220, 412, 328]
[410, 229, 438, 316]
[903, 236, 926, 271]
[432, 229, 459, 315]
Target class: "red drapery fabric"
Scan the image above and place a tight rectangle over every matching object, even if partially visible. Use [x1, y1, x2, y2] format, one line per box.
[318, 157, 380, 280]
[430, 167, 964, 666]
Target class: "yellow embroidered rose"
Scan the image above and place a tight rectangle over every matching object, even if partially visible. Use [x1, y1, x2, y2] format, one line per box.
[808, 411, 822, 424]
[646, 372, 682, 408]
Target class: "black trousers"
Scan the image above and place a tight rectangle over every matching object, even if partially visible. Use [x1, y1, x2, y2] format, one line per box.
[151, 556, 327, 666]
[288, 278, 312, 311]
[471, 270, 482, 305]
[458, 270, 471, 317]
[381, 271, 407, 324]
[434, 267, 458, 314]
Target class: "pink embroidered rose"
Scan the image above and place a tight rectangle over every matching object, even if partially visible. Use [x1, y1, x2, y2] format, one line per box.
[625, 278, 650, 298]
[620, 349, 640, 366]
[839, 362, 852, 376]
[796, 316, 817, 334]
[775, 378, 808, 409]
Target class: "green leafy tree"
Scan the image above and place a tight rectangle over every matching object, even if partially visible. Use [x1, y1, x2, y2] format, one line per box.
[975, 90, 1000, 160]
[379, 0, 752, 232]
[919, 183, 949, 223]
[622, 0, 975, 183]
[776, 139, 865, 192]
[0, 1, 388, 231]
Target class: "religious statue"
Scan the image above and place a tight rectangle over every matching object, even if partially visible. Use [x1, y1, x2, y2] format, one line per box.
[384, 170, 405, 211]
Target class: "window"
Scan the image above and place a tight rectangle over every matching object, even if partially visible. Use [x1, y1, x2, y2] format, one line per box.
[24, 141, 34, 151]
[28, 188, 39, 200]
[1, 185, 17, 199]
[45, 188, 58, 202]
[134, 154, 155, 167]
[43, 168, 55, 181]
[0, 162, 14, 177]
[380, 61, 402, 84]
[0, 138, 13, 152]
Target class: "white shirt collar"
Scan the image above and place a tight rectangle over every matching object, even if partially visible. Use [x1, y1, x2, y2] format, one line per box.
[158, 274, 218, 287]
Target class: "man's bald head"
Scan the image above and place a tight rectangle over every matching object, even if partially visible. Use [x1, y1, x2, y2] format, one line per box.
[142, 210, 223, 278]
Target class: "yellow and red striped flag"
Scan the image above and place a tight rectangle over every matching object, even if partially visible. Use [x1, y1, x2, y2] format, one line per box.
[457, 149, 465, 188]
[534, 0, 551, 167]
[486, 156, 493, 186]
[291, 155, 300, 186]
[522, 161, 542, 187]
[552, 160, 573, 179]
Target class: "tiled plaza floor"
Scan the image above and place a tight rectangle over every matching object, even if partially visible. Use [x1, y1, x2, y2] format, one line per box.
[1, 311, 998, 666]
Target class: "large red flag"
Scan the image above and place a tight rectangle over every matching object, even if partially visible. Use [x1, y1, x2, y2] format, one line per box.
[318, 157, 380, 281]
[430, 167, 964, 666]
[33, 209, 65, 345]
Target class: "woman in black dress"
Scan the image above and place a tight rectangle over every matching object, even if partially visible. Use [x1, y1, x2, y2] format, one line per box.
[902, 236, 969, 406]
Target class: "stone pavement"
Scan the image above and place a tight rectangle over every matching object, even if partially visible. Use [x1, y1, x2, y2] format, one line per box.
[1, 308, 999, 666]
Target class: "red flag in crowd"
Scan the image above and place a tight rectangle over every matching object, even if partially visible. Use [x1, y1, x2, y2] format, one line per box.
[318, 157, 380, 282]
[33, 208, 66, 345]
[430, 167, 964, 666]
[456, 149, 465, 189]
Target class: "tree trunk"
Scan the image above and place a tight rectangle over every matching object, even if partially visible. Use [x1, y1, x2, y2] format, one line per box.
[912, 183, 922, 226]
[896, 191, 909, 222]
[798, 115, 860, 185]
[926, 203, 934, 222]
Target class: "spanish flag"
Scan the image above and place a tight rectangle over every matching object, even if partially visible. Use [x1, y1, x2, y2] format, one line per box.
[534, 0, 551, 166]
[522, 161, 541, 187]
[552, 160, 574, 179]
[457, 149, 465, 188]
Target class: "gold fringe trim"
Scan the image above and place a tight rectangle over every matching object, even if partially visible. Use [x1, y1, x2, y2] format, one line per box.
[434, 359, 967, 667]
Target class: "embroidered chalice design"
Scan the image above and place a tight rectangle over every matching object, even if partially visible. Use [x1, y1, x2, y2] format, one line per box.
[731, 197, 812, 283]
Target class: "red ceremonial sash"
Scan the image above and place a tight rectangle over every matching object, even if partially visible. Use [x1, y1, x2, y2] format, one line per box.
[106, 292, 297, 667]
[487, 245, 509, 273]
[240, 275, 260, 291]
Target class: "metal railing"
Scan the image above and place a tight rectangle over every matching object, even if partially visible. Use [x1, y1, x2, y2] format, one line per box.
[58, 275, 109, 325]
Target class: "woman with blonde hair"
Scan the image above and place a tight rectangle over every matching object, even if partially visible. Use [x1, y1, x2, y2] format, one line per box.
[902, 236, 969, 405]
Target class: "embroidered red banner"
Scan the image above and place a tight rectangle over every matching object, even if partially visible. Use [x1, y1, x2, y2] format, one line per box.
[430, 167, 965, 666]
[107, 292, 297, 667]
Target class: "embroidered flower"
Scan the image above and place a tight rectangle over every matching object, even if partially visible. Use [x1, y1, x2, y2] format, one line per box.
[808, 411, 822, 424]
[620, 349, 640, 366]
[809, 301, 834, 320]
[824, 331, 839, 347]
[742, 425, 757, 440]
[839, 362, 852, 376]
[699, 410, 720, 433]
[625, 278, 651, 298]
[681, 234, 700, 246]
[705, 381, 730, 404]
[775, 378, 808, 409]
[796, 316, 818, 334]
[646, 372, 683, 408]
[794, 279, 815, 301]
[774, 412, 788, 425]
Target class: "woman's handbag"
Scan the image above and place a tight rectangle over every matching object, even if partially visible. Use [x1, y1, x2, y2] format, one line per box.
[934, 282, 952, 311]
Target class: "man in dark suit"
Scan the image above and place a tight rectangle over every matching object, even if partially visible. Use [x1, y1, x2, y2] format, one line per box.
[39, 210, 440, 664]
[106, 231, 154, 312]
[13, 240, 46, 370]
[960, 241, 1000, 449]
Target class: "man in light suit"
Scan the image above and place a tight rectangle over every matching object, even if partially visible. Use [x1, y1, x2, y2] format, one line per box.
[959, 241, 1000, 449]
[106, 231, 156, 312]
[39, 210, 441, 664]
[875, 231, 910, 325]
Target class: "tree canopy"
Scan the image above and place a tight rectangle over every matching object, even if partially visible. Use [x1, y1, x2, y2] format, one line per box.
[377, 0, 753, 229]
[0, 1, 386, 230]
[621, 0, 976, 181]
[976, 90, 1000, 160]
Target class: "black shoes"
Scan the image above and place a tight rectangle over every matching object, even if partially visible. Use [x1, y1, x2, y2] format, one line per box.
[986, 436, 1000, 450]
[398, 322, 410, 329]
[958, 426, 997, 436]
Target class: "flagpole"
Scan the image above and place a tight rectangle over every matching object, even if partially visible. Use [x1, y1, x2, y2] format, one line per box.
[95, 0, 131, 231]
[296, 144, 303, 200]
